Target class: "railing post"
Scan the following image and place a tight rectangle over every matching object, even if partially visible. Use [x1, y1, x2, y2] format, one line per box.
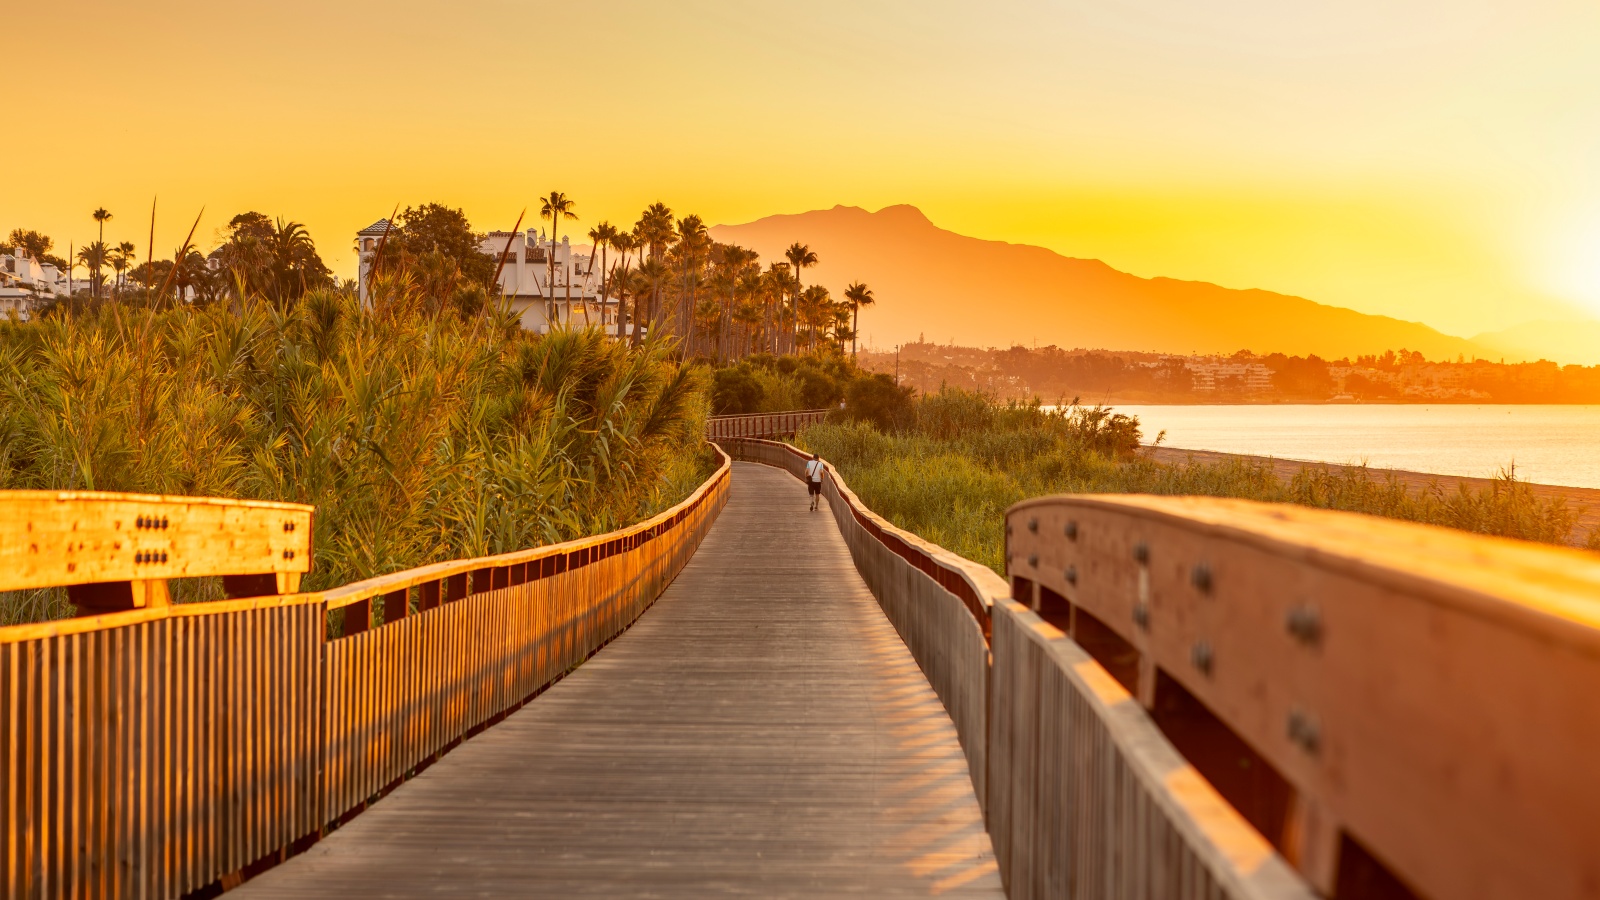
[382, 588, 408, 625]
[343, 598, 370, 636]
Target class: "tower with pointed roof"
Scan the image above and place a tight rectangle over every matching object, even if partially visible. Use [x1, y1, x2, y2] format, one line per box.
[355, 218, 395, 305]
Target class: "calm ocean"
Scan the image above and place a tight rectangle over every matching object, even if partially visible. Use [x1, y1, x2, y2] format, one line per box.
[1113, 404, 1600, 489]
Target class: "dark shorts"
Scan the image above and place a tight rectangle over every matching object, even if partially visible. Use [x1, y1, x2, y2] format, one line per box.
[808, 481, 822, 495]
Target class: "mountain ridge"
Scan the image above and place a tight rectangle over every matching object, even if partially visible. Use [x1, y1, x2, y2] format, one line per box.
[710, 204, 1497, 361]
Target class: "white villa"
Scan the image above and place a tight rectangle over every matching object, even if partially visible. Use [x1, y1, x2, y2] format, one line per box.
[0, 249, 73, 320]
[1182, 356, 1275, 393]
[356, 219, 625, 334]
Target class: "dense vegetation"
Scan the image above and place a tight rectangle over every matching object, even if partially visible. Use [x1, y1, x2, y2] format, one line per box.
[546, 201, 875, 360]
[862, 341, 1600, 403]
[8, 197, 880, 368]
[1, 197, 891, 624]
[0, 283, 711, 624]
[799, 389, 1594, 574]
[708, 354, 909, 419]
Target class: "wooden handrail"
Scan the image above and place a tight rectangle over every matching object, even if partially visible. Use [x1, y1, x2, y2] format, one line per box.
[724, 437, 1315, 900]
[704, 409, 830, 441]
[705, 407, 830, 422]
[1005, 494, 1600, 900]
[0, 445, 732, 898]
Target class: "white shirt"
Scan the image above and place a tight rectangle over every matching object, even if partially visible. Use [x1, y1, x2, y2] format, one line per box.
[805, 459, 824, 482]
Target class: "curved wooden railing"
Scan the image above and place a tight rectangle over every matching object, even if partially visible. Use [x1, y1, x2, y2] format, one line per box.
[1005, 495, 1600, 900]
[720, 437, 1313, 900]
[0, 446, 731, 899]
[705, 408, 829, 441]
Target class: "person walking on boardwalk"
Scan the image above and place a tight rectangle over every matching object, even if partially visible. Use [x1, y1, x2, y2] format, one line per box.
[804, 452, 825, 511]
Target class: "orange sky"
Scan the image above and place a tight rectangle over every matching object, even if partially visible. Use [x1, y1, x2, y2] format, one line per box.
[7, 0, 1599, 342]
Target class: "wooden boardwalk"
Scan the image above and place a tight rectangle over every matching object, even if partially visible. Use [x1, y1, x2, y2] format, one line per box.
[237, 462, 1002, 898]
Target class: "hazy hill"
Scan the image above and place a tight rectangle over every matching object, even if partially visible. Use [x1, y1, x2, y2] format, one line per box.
[710, 204, 1489, 361]
[1471, 320, 1600, 366]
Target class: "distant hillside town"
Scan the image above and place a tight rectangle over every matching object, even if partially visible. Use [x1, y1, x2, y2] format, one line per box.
[860, 342, 1600, 404]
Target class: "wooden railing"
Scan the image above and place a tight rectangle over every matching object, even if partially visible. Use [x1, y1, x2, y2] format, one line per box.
[721, 438, 1313, 900]
[1005, 495, 1600, 900]
[0, 447, 730, 899]
[705, 408, 829, 441]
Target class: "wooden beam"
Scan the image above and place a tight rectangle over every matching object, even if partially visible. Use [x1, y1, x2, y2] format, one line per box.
[0, 490, 314, 592]
[1006, 493, 1600, 900]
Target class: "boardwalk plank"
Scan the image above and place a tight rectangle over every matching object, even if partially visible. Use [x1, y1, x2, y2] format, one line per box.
[237, 462, 1002, 898]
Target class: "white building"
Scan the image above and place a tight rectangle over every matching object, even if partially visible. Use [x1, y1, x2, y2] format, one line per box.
[1184, 356, 1274, 393]
[356, 219, 625, 334]
[0, 249, 73, 320]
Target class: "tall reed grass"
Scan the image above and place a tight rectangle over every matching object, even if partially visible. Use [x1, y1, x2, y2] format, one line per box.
[800, 389, 1591, 575]
[0, 282, 710, 624]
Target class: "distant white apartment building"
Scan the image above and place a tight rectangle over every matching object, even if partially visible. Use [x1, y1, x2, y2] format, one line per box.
[1183, 357, 1274, 392]
[355, 219, 623, 334]
[0, 249, 74, 320]
[1328, 363, 1489, 400]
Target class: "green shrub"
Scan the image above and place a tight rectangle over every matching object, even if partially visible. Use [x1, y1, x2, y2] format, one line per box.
[712, 365, 764, 414]
[800, 393, 1591, 575]
[844, 374, 915, 431]
[0, 284, 712, 624]
[709, 354, 897, 416]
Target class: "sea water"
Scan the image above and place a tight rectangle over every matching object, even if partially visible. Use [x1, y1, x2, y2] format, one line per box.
[1110, 404, 1600, 489]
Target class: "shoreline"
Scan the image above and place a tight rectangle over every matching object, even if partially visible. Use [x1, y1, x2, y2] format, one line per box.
[1142, 445, 1600, 546]
[1094, 400, 1600, 406]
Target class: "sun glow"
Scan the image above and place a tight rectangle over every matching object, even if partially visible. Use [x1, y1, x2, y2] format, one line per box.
[1550, 217, 1600, 317]
[4, 0, 1600, 355]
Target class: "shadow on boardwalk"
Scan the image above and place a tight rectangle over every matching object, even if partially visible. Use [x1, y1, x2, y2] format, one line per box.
[238, 462, 1002, 898]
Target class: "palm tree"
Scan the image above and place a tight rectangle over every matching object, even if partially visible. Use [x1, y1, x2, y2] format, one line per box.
[797, 285, 831, 353]
[844, 282, 874, 360]
[269, 219, 322, 304]
[587, 222, 619, 337]
[539, 192, 578, 327]
[783, 243, 817, 353]
[627, 204, 675, 340]
[171, 249, 210, 306]
[110, 242, 137, 298]
[673, 215, 710, 347]
[91, 207, 112, 298]
[77, 243, 110, 299]
[635, 203, 676, 262]
[762, 263, 796, 355]
[634, 257, 670, 348]
[610, 232, 636, 341]
[732, 290, 762, 359]
[710, 244, 756, 362]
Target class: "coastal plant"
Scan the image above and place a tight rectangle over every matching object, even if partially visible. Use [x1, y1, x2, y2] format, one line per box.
[799, 388, 1593, 576]
[0, 282, 711, 625]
